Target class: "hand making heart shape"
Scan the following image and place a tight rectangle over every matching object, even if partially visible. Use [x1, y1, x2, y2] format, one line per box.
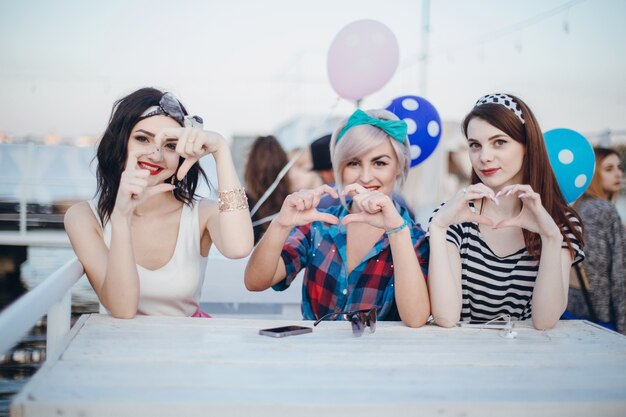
[430, 183, 560, 239]
[341, 183, 405, 232]
[276, 184, 340, 228]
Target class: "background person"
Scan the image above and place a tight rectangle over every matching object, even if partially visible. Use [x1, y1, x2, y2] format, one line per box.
[244, 135, 292, 244]
[566, 147, 626, 334]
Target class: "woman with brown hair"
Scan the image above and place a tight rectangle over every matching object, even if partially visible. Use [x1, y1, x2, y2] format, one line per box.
[428, 93, 584, 330]
[567, 147, 625, 334]
[244, 136, 292, 244]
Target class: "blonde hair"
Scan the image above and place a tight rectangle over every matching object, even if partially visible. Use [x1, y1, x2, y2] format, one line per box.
[329, 109, 410, 206]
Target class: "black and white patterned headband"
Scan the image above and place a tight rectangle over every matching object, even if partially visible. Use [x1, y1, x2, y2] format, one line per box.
[140, 93, 203, 129]
[475, 93, 525, 124]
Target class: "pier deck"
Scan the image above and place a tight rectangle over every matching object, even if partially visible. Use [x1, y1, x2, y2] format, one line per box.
[11, 315, 626, 417]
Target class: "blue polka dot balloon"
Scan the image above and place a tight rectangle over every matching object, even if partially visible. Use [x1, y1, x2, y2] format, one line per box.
[544, 128, 595, 204]
[386, 95, 442, 167]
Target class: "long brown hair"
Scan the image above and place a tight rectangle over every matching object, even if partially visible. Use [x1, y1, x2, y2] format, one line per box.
[244, 136, 291, 243]
[462, 94, 583, 259]
[582, 147, 621, 201]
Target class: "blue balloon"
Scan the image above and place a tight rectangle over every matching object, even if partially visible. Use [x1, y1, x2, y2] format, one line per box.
[386, 95, 442, 167]
[544, 128, 595, 204]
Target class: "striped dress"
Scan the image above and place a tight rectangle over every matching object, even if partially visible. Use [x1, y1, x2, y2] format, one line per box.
[429, 205, 584, 321]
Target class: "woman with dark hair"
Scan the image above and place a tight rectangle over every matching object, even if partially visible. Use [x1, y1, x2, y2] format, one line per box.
[428, 93, 584, 330]
[244, 135, 292, 244]
[64, 87, 253, 319]
[567, 147, 625, 334]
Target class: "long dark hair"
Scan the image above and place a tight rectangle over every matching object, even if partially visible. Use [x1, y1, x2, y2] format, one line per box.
[95, 87, 208, 224]
[462, 94, 583, 259]
[244, 136, 291, 243]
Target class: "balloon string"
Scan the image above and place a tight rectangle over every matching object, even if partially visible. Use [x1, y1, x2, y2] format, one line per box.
[249, 96, 341, 219]
[249, 149, 304, 217]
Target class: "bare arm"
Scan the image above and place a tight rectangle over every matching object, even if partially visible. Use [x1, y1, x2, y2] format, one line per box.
[244, 218, 293, 291]
[427, 225, 463, 327]
[531, 237, 571, 329]
[65, 151, 174, 319]
[244, 185, 339, 291]
[495, 184, 572, 330]
[427, 184, 496, 327]
[387, 226, 430, 328]
[205, 138, 254, 258]
[160, 128, 254, 259]
[342, 184, 433, 328]
[65, 203, 140, 319]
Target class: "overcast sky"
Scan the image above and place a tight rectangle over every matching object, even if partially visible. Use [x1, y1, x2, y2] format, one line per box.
[1, 0, 625, 144]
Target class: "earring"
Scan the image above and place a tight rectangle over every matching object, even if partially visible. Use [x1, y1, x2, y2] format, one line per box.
[171, 176, 176, 185]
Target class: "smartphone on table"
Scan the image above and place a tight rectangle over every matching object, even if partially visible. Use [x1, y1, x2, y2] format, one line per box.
[458, 320, 512, 330]
[259, 325, 312, 338]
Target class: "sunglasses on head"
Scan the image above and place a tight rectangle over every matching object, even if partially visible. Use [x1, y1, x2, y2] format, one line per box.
[313, 308, 377, 337]
[141, 93, 203, 128]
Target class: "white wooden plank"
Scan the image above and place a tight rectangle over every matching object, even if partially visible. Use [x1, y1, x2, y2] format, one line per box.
[12, 315, 626, 417]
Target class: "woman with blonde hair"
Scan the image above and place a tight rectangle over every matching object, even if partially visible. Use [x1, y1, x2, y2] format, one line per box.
[244, 109, 430, 329]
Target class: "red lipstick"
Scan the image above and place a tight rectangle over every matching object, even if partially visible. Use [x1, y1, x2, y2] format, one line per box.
[480, 168, 500, 176]
[138, 161, 164, 176]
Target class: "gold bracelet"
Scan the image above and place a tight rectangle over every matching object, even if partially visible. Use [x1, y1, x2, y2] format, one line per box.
[218, 187, 249, 212]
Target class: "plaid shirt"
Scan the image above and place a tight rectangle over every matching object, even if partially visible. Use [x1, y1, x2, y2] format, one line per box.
[274, 203, 429, 321]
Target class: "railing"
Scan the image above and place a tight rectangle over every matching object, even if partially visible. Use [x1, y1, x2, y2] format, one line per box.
[0, 252, 303, 358]
[0, 257, 84, 357]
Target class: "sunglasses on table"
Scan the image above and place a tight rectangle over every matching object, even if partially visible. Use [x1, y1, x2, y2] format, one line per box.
[313, 308, 377, 337]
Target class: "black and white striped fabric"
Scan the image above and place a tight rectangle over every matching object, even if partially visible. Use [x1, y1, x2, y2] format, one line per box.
[428, 205, 584, 321]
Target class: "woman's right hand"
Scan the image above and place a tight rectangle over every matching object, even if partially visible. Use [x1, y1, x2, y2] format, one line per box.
[275, 185, 340, 228]
[113, 151, 175, 219]
[429, 183, 497, 231]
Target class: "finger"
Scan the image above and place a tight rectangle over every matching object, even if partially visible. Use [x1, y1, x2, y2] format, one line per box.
[154, 128, 182, 149]
[128, 185, 145, 199]
[302, 193, 315, 210]
[294, 196, 306, 211]
[132, 169, 150, 180]
[467, 213, 494, 227]
[176, 157, 197, 180]
[316, 184, 339, 199]
[175, 128, 190, 156]
[181, 129, 196, 156]
[364, 196, 385, 214]
[143, 183, 176, 200]
[126, 177, 148, 188]
[464, 191, 489, 202]
[191, 131, 206, 155]
[341, 212, 370, 225]
[468, 183, 496, 201]
[125, 150, 152, 170]
[310, 211, 339, 225]
[342, 183, 368, 197]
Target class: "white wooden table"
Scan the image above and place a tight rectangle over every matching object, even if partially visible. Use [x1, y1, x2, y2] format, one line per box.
[11, 315, 626, 417]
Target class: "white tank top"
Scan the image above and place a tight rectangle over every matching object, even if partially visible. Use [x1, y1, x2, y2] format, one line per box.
[88, 201, 208, 316]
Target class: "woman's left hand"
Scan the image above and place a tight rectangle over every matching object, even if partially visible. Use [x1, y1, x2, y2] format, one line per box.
[341, 184, 405, 232]
[154, 128, 227, 180]
[494, 184, 561, 239]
